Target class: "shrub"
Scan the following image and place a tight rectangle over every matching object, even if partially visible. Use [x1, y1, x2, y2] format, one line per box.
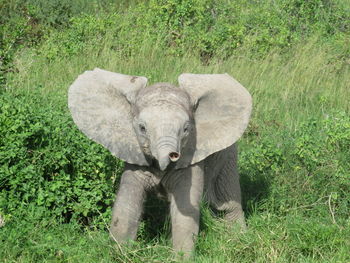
[0, 0, 118, 86]
[38, 14, 121, 60]
[1, 89, 349, 227]
[33, 0, 349, 62]
[133, 0, 349, 58]
[289, 113, 350, 218]
[0, 88, 123, 226]
[239, 112, 350, 218]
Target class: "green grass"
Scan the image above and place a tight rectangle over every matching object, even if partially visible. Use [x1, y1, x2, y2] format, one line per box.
[1, 207, 349, 262]
[1, 0, 350, 262]
[2, 37, 349, 262]
[10, 35, 350, 120]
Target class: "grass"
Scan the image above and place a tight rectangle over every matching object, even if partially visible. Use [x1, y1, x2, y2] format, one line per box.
[10, 35, 349, 128]
[1, 207, 349, 262]
[2, 38, 349, 262]
[1, 11, 350, 263]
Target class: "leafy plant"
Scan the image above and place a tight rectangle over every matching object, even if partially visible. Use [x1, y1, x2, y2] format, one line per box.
[30, 0, 350, 62]
[0, 89, 123, 226]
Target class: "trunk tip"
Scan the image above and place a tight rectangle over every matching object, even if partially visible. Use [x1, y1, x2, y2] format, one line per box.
[169, 152, 180, 162]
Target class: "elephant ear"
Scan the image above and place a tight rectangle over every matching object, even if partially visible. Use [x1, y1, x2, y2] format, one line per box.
[68, 68, 149, 165]
[178, 73, 252, 164]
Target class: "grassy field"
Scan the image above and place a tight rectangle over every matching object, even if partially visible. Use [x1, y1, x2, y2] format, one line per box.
[1, 0, 349, 262]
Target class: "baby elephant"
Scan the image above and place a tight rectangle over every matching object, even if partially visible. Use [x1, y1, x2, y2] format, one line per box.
[68, 69, 252, 255]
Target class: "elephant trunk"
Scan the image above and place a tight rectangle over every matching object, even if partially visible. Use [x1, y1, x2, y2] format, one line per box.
[156, 136, 180, 171]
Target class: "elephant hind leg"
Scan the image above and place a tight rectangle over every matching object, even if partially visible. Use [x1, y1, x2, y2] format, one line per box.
[209, 162, 246, 230]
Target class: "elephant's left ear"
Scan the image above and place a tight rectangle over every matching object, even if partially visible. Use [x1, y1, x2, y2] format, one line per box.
[178, 73, 252, 164]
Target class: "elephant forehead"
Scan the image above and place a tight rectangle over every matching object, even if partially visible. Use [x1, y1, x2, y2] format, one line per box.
[136, 83, 192, 110]
[139, 105, 190, 123]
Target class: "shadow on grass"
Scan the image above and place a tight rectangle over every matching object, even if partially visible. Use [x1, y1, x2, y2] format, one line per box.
[139, 173, 271, 242]
[139, 193, 170, 242]
[240, 171, 271, 218]
[138, 170, 271, 242]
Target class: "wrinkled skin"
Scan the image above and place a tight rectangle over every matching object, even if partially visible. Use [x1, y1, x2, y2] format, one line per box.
[110, 83, 246, 256]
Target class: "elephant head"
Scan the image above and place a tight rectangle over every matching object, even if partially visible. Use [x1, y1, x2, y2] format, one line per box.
[68, 68, 252, 170]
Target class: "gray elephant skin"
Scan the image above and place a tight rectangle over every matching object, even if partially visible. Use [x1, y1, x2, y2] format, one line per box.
[68, 68, 252, 255]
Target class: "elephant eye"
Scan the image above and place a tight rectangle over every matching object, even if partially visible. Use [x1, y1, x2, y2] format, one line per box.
[139, 123, 147, 133]
[183, 123, 190, 134]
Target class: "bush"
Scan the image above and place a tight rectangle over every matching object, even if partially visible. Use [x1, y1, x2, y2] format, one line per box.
[32, 0, 349, 62]
[0, 0, 118, 86]
[135, 0, 349, 58]
[38, 14, 121, 60]
[239, 112, 350, 218]
[0, 88, 122, 226]
[1, 85, 348, 227]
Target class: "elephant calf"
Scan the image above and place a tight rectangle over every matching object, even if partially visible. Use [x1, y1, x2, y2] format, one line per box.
[68, 69, 252, 255]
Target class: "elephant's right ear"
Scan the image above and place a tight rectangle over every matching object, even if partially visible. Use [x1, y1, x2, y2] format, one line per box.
[68, 68, 149, 165]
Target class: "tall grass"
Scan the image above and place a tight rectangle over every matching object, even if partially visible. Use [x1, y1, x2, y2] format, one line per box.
[1, 0, 349, 260]
[10, 35, 349, 127]
[2, 35, 349, 262]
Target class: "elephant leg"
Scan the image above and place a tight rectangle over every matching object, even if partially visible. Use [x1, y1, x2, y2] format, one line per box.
[110, 166, 150, 243]
[165, 164, 204, 256]
[211, 161, 246, 230]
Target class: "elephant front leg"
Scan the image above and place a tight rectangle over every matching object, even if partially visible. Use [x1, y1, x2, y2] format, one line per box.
[167, 164, 204, 256]
[110, 166, 149, 243]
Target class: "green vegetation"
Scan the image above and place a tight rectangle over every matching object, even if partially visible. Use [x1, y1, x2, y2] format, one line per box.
[1, 0, 349, 262]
